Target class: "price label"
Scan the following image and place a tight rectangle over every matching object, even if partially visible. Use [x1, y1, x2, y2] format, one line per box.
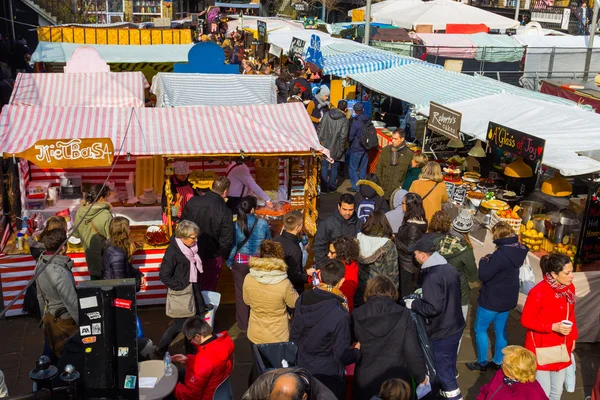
[452, 187, 467, 205]
[445, 181, 456, 198]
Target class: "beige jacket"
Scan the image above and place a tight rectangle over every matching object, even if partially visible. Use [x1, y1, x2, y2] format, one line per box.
[243, 257, 299, 344]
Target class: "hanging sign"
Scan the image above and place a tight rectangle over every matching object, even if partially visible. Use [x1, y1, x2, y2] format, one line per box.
[305, 34, 324, 70]
[428, 102, 462, 140]
[257, 20, 267, 43]
[289, 37, 306, 62]
[487, 122, 545, 163]
[579, 185, 600, 263]
[3, 138, 114, 169]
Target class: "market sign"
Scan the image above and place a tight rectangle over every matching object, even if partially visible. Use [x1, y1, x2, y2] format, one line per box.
[3, 138, 114, 169]
[289, 37, 305, 62]
[428, 102, 462, 140]
[579, 185, 600, 263]
[487, 122, 545, 163]
[293, 1, 308, 11]
[257, 20, 267, 44]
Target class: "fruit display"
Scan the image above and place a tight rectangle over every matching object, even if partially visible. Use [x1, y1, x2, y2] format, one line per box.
[554, 243, 577, 263]
[520, 220, 545, 252]
[495, 206, 520, 220]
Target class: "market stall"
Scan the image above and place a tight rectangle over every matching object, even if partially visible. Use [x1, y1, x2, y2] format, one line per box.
[0, 103, 327, 317]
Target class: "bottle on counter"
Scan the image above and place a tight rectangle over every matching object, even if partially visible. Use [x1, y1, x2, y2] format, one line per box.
[16, 233, 24, 250]
[164, 352, 173, 376]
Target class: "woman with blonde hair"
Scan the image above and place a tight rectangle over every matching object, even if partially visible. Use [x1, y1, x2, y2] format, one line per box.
[476, 345, 547, 399]
[408, 161, 448, 223]
[401, 152, 428, 191]
[101, 217, 145, 288]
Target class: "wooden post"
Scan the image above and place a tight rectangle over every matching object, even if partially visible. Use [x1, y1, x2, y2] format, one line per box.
[165, 176, 173, 237]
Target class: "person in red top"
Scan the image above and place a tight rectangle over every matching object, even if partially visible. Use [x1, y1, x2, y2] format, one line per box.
[172, 316, 234, 400]
[521, 254, 577, 400]
[327, 236, 360, 313]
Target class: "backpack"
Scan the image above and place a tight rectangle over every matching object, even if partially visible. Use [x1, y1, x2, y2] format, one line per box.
[360, 120, 379, 150]
[357, 198, 376, 222]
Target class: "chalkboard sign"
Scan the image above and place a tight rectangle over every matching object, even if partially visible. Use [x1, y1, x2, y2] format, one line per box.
[423, 131, 451, 153]
[452, 187, 467, 204]
[257, 20, 267, 43]
[487, 122, 545, 163]
[579, 186, 600, 263]
[445, 181, 455, 198]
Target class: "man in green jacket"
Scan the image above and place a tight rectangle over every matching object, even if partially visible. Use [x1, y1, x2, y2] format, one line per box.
[375, 129, 413, 201]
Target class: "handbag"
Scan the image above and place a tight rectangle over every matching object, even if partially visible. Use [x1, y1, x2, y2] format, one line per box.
[166, 284, 196, 319]
[531, 306, 571, 366]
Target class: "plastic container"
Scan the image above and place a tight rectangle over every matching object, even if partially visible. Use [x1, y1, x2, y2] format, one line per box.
[25, 198, 47, 210]
[27, 182, 51, 199]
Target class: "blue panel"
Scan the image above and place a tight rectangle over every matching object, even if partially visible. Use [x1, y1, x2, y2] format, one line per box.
[174, 42, 240, 74]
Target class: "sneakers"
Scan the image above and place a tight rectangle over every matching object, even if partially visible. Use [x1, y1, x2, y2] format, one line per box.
[466, 361, 487, 372]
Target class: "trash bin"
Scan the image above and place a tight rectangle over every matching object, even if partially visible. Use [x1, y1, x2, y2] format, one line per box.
[251, 342, 298, 375]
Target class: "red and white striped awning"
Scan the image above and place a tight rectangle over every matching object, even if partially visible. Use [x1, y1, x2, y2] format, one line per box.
[0, 103, 327, 157]
[8, 72, 149, 107]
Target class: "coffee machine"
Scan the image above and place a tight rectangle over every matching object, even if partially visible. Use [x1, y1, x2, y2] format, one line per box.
[60, 173, 83, 199]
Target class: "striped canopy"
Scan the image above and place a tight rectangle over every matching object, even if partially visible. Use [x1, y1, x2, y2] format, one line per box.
[323, 50, 419, 78]
[0, 103, 327, 157]
[9, 72, 149, 107]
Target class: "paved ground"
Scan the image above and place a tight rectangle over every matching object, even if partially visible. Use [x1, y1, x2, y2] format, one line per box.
[1, 179, 598, 398]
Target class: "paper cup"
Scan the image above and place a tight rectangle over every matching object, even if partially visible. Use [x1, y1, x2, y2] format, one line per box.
[561, 320, 573, 328]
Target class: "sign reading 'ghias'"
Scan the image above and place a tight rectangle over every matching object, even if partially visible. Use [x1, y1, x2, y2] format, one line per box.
[4, 138, 114, 169]
[428, 102, 462, 140]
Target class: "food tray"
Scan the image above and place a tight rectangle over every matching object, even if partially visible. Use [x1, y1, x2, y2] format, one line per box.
[490, 211, 521, 233]
[145, 226, 170, 246]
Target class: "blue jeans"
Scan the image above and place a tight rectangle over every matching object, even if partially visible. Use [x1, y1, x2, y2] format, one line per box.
[474, 306, 509, 365]
[432, 330, 463, 400]
[349, 151, 368, 190]
[321, 159, 340, 189]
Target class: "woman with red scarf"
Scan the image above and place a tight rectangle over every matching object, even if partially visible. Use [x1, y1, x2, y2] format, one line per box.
[521, 254, 577, 400]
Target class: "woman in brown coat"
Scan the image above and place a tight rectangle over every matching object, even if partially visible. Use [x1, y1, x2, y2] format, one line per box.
[243, 240, 299, 344]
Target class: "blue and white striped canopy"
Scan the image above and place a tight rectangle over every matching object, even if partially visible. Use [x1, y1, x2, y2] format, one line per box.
[322, 50, 419, 78]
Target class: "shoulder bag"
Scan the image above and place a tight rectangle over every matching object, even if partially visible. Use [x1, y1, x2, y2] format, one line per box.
[166, 283, 196, 319]
[39, 277, 78, 358]
[422, 182, 440, 201]
[236, 218, 258, 254]
[530, 305, 571, 366]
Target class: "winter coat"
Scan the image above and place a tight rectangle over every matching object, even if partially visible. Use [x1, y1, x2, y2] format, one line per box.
[411, 252, 465, 341]
[307, 100, 329, 128]
[174, 332, 234, 400]
[243, 257, 299, 344]
[476, 370, 548, 400]
[401, 166, 422, 191]
[273, 231, 307, 294]
[349, 114, 371, 153]
[227, 214, 271, 267]
[408, 179, 449, 223]
[522, 280, 578, 372]
[375, 145, 413, 200]
[275, 78, 289, 104]
[394, 220, 428, 274]
[291, 289, 361, 399]
[385, 189, 407, 233]
[101, 243, 143, 288]
[35, 254, 79, 324]
[354, 180, 390, 222]
[181, 191, 234, 260]
[159, 236, 195, 291]
[432, 233, 478, 306]
[73, 202, 112, 278]
[291, 78, 312, 101]
[355, 233, 399, 307]
[313, 211, 362, 266]
[318, 108, 350, 161]
[478, 235, 528, 312]
[353, 296, 427, 399]
[339, 261, 359, 313]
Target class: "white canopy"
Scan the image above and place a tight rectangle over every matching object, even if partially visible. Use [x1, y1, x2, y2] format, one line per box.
[349, 0, 520, 31]
[419, 93, 600, 176]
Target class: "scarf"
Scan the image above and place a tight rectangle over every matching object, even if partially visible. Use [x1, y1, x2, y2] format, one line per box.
[544, 273, 576, 304]
[503, 376, 519, 386]
[175, 238, 203, 283]
[248, 267, 288, 285]
[316, 95, 330, 110]
[317, 283, 349, 311]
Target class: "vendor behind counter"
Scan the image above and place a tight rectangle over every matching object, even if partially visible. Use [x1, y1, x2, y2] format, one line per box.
[225, 160, 273, 212]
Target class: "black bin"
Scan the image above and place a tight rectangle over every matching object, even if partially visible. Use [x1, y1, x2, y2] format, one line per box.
[251, 342, 298, 375]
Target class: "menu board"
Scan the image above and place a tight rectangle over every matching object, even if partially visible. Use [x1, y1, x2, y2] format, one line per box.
[452, 187, 467, 205]
[487, 122, 545, 163]
[579, 187, 600, 263]
[257, 20, 267, 43]
[445, 181, 455, 198]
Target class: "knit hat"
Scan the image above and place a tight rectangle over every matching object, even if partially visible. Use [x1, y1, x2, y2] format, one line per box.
[452, 209, 474, 233]
[172, 161, 190, 176]
[317, 85, 330, 99]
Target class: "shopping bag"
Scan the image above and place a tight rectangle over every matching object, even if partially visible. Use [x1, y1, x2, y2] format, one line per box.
[519, 262, 536, 295]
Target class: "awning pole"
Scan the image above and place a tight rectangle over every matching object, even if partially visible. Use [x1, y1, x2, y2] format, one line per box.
[364, 0, 372, 46]
[584, 0, 600, 81]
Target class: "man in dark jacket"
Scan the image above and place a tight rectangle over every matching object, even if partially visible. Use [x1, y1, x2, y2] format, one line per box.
[348, 102, 371, 192]
[313, 194, 362, 266]
[318, 100, 350, 193]
[291, 260, 361, 399]
[180, 176, 234, 291]
[354, 174, 390, 222]
[274, 211, 315, 294]
[291, 69, 312, 102]
[405, 236, 465, 400]
[375, 129, 414, 201]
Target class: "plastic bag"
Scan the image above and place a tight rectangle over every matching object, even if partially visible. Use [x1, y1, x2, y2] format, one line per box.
[564, 353, 576, 393]
[519, 262, 536, 295]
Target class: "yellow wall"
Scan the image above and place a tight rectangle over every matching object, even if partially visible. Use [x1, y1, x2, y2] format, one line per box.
[37, 27, 192, 45]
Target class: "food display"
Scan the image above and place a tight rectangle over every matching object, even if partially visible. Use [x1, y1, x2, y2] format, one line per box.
[463, 171, 481, 183]
[520, 220, 545, 251]
[490, 205, 522, 233]
[443, 166, 462, 183]
[145, 225, 170, 246]
[256, 202, 292, 218]
[553, 243, 577, 262]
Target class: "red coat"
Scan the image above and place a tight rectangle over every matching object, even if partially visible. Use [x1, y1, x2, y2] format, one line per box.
[174, 332, 234, 400]
[476, 370, 548, 400]
[521, 280, 577, 371]
[340, 261, 359, 313]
